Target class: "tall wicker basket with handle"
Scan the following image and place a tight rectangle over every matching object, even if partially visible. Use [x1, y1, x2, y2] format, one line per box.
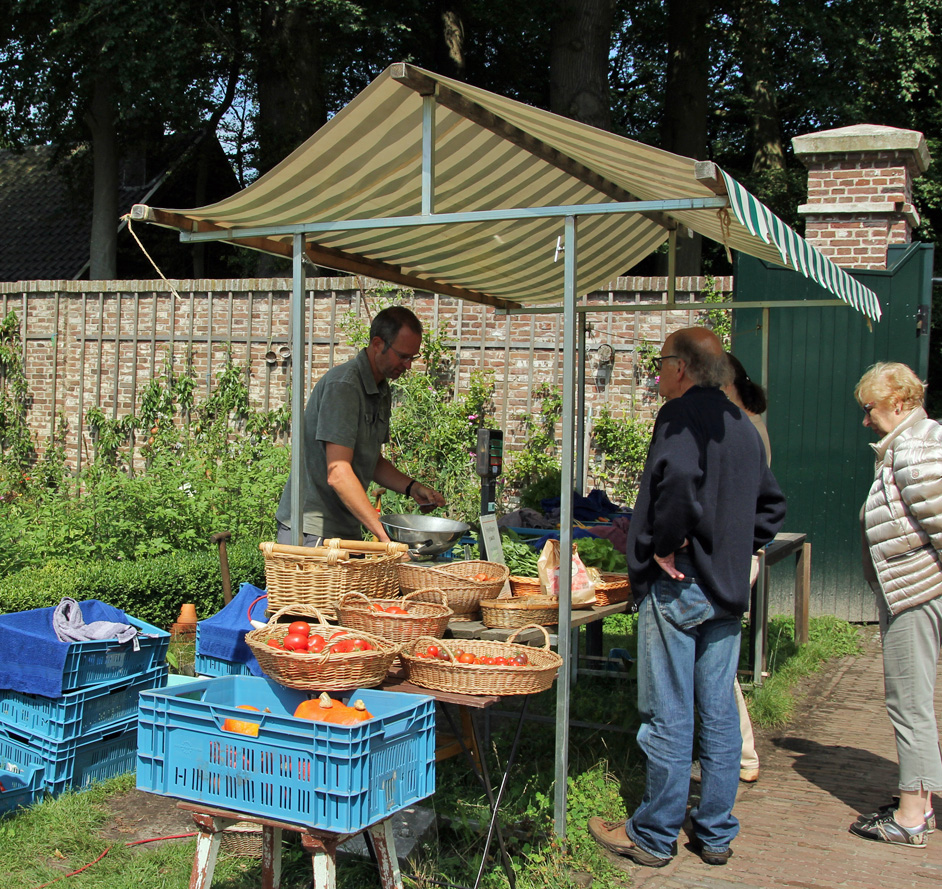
[259, 540, 408, 614]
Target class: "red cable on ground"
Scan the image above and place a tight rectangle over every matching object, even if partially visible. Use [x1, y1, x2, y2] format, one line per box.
[29, 832, 198, 889]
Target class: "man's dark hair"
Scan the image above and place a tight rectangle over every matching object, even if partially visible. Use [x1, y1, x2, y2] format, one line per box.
[672, 329, 732, 388]
[370, 305, 423, 345]
[727, 353, 768, 414]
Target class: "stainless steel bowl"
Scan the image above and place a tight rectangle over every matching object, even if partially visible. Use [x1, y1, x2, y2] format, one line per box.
[379, 513, 470, 556]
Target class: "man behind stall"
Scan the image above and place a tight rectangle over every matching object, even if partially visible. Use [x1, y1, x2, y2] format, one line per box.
[276, 305, 444, 546]
[588, 327, 786, 867]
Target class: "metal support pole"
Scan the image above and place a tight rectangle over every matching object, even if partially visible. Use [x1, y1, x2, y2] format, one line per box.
[667, 228, 677, 305]
[288, 234, 307, 545]
[575, 313, 586, 496]
[421, 94, 436, 216]
[554, 215, 578, 837]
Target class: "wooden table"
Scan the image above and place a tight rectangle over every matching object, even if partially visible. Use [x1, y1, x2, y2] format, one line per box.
[179, 802, 402, 889]
[751, 531, 811, 685]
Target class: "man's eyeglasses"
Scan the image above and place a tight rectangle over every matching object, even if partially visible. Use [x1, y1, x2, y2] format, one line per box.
[386, 343, 421, 363]
[652, 355, 681, 371]
[862, 402, 876, 416]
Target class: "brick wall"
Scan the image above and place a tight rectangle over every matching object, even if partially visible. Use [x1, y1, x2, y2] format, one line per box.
[0, 277, 731, 475]
[794, 125, 930, 270]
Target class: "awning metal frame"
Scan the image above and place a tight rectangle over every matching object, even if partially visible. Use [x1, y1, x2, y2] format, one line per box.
[136, 69, 883, 840]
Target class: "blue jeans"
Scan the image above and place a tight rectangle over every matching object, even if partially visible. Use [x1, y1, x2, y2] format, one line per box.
[627, 564, 743, 859]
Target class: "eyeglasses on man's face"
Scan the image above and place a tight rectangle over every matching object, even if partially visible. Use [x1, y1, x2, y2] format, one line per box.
[385, 342, 421, 363]
[652, 354, 681, 371]
[862, 402, 876, 416]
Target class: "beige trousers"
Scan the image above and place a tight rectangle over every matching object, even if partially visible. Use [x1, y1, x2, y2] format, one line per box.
[736, 679, 759, 771]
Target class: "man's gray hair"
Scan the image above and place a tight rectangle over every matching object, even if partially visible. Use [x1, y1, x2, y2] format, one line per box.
[672, 330, 733, 388]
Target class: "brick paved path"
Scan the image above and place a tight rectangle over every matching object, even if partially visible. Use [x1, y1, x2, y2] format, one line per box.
[621, 627, 942, 889]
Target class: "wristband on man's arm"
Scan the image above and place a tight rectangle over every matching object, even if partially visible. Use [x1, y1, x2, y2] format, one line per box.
[404, 479, 416, 499]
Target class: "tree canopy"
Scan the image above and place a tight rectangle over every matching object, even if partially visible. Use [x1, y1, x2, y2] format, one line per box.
[1, 0, 940, 278]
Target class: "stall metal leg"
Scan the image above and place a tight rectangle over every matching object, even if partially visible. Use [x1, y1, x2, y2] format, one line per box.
[440, 700, 530, 889]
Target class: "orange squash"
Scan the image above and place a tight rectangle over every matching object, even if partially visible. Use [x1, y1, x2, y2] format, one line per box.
[294, 693, 372, 724]
[223, 704, 262, 735]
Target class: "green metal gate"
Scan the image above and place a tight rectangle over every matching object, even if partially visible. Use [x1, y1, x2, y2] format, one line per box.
[732, 243, 934, 621]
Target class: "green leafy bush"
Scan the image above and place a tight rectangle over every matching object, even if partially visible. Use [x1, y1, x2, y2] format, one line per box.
[0, 540, 265, 626]
[589, 407, 652, 507]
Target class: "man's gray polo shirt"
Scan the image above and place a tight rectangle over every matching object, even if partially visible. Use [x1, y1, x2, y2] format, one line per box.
[276, 349, 391, 539]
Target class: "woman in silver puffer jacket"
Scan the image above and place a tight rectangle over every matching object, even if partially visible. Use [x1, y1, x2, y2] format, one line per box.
[850, 362, 942, 848]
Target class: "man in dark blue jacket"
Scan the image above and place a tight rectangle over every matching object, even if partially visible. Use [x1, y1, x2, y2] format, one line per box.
[589, 327, 786, 868]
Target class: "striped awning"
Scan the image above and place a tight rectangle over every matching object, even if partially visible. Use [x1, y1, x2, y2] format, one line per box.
[132, 62, 881, 321]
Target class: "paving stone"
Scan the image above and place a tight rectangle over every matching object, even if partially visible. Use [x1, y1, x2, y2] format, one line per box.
[621, 626, 942, 889]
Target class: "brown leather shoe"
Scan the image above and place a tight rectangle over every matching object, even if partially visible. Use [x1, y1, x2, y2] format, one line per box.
[587, 817, 671, 867]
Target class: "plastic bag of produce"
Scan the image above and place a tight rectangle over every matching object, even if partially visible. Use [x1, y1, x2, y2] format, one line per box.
[537, 540, 598, 606]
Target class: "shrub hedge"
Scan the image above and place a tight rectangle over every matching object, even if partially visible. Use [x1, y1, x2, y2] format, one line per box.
[0, 541, 265, 628]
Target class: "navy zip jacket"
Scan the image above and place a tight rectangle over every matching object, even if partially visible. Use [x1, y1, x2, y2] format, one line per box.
[626, 386, 787, 615]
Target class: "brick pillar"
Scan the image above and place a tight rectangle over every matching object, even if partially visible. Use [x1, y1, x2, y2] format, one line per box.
[792, 124, 931, 269]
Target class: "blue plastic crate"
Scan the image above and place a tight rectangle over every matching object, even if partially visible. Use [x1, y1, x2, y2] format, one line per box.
[0, 717, 138, 797]
[136, 676, 435, 833]
[61, 616, 171, 692]
[0, 763, 45, 816]
[194, 652, 252, 678]
[0, 664, 167, 743]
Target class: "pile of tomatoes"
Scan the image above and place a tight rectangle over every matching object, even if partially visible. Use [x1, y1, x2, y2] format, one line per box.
[410, 644, 529, 667]
[268, 620, 375, 654]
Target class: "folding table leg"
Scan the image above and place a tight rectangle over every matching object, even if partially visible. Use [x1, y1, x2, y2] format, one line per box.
[301, 832, 341, 889]
[365, 818, 403, 889]
[188, 814, 225, 889]
[261, 825, 283, 889]
[439, 705, 517, 889]
[473, 698, 529, 889]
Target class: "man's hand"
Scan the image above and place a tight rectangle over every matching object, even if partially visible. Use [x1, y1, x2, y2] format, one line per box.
[654, 539, 690, 580]
[411, 481, 446, 513]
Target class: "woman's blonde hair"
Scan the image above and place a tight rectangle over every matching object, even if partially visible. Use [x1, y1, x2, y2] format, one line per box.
[854, 361, 926, 410]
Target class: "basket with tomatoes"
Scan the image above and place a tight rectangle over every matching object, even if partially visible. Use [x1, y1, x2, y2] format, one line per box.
[336, 590, 453, 645]
[244, 605, 399, 691]
[398, 560, 509, 620]
[400, 625, 563, 696]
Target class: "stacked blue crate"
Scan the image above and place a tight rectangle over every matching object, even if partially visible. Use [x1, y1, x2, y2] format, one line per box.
[0, 613, 170, 799]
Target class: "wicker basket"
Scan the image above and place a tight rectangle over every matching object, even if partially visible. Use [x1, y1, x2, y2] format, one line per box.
[509, 575, 543, 597]
[244, 604, 399, 691]
[510, 572, 632, 606]
[220, 822, 263, 858]
[335, 590, 453, 645]
[479, 596, 559, 628]
[594, 572, 632, 606]
[260, 540, 408, 614]
[399, 560, 509, 619]
[401, 627, 562, 696]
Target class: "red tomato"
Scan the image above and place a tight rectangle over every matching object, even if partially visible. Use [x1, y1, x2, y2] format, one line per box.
[331, 639, 354, 653]
[511, 653, 529, 666]
[287, 621, 310, 637]
[384, 605, 407, 615]
[307, 634, 326, 653]
[457, 652, 477, 664]
[351, 638, 373, 652]
[425, 644, 441, 659]
[283, 633, 310, 651]
[329, 630, 347, 640]
[371, 603, 387, 612]
[267, 639, 283, 649]
[494, 656, 510, 666]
